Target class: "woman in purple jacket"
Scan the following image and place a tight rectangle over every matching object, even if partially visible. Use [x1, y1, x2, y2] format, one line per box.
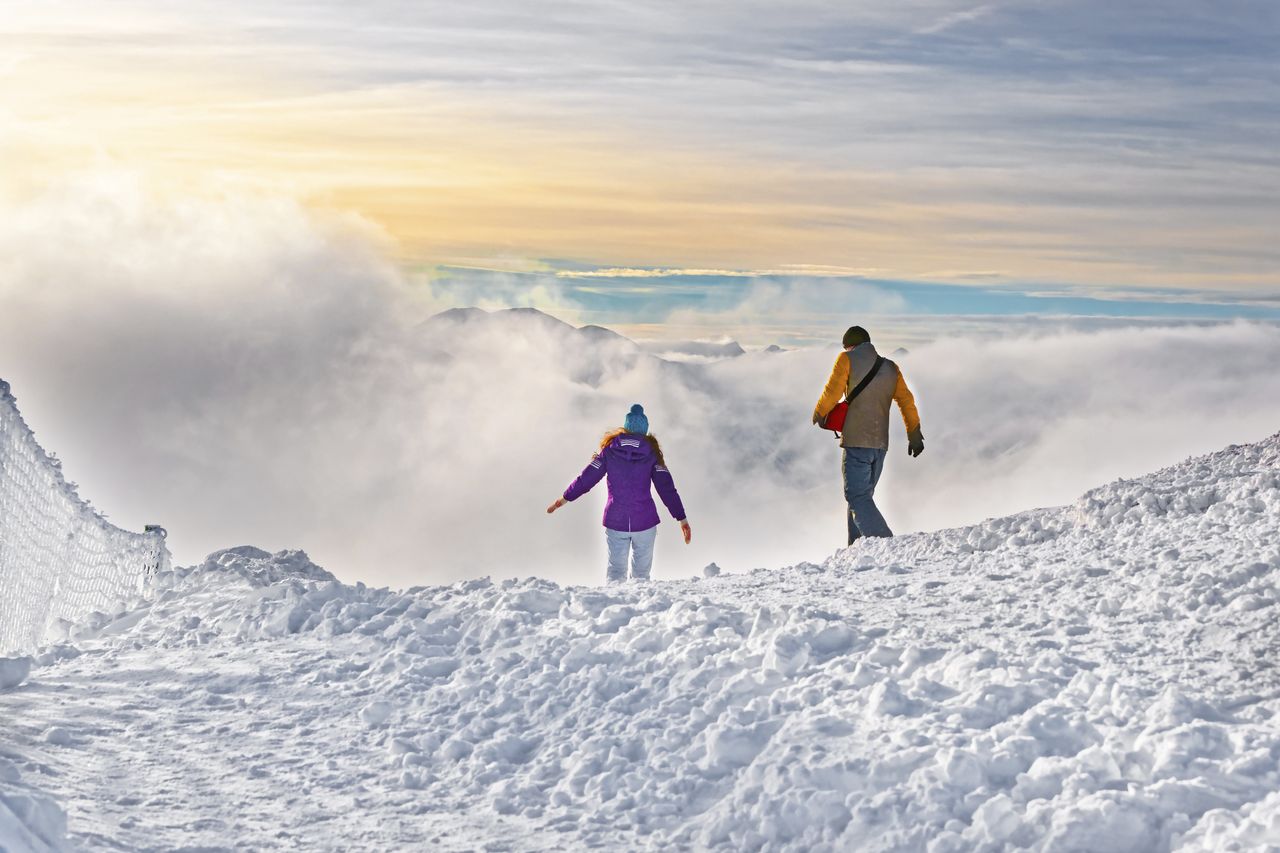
[547, 404, 691, 582]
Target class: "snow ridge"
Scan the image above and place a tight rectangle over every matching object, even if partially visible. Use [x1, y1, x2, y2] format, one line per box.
[3, 435, 1280, 850]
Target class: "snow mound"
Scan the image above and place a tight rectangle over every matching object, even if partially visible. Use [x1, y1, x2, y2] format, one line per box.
[183, 545, 337, 587]
[0, 656, 31, 691]
[1177, 789, 1280, 851]
[0, 759, 69, 853]
[1075, 432, 1280, 530]
[4, 435, 1280, 850]
[38, 546, 342, 649]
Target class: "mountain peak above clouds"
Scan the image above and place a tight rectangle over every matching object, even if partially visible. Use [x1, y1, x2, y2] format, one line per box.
[637, 339, 746, 361]
[423, 306, 625, 343]
[495, 306, 577, 331]
[418, 306, 645, 386]
[420, 306, 760, 366]
[423, 306, 489, 325]
[576, 324, 634, 344]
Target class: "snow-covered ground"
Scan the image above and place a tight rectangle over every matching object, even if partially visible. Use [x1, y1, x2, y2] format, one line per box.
[3, 434, 1280, 851]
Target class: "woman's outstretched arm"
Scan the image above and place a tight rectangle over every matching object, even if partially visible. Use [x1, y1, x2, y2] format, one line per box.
[549, 452, 607, 513]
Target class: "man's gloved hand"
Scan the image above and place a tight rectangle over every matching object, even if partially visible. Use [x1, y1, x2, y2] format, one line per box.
[907, 427, 924, 458]
[812, 410, 824, 426]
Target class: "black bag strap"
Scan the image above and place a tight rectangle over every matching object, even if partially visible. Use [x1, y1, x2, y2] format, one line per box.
[846, 355, 885, 403]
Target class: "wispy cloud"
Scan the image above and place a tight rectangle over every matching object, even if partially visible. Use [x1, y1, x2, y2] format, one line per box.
[556, 266, 884, 279]
[916, 3, 998, 35]
[2, 1, 1278, 292]
[558, 268, 762, 279]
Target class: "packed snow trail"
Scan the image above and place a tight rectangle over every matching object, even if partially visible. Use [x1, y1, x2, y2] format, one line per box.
[3, 436, 1280, 851]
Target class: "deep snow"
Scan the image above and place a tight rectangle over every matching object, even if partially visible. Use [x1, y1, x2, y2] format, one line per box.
[3, 434, 1280, 851]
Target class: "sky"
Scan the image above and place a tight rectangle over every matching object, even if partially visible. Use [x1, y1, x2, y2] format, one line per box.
[2, 0, 1278, 318]
[2, 2, 1280, 586]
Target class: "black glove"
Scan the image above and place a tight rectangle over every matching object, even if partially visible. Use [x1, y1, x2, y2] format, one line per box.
[812, 411, 824, 426]
[907, 427, 924, 457]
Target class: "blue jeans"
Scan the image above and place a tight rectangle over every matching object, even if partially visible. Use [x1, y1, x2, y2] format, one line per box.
[843, 447, 891, 543]
[605, 525, 657, 581]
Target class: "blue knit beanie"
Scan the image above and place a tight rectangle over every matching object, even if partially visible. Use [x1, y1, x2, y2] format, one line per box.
[623, 403, 649, 435]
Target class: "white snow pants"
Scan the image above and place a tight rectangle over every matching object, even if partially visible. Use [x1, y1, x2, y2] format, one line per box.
[605, 526, 657, 582]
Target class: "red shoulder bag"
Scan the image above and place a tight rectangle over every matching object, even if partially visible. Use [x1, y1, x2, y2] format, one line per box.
[822, 355, 885, 435]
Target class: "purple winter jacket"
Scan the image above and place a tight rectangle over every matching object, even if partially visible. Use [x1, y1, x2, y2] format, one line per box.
[563, 435, 687, 532]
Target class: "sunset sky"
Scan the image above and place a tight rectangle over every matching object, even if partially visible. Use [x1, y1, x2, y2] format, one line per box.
[3, 1, 1278, 338]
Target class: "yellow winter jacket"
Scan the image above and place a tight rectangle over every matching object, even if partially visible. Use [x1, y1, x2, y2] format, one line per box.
[813, 349, 921, 440]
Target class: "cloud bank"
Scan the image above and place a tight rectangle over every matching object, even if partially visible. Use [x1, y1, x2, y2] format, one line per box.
[3, 177, 1279, 589]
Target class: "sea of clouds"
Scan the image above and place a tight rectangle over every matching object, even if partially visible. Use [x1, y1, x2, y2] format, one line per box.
[4, 175, 1280, 588]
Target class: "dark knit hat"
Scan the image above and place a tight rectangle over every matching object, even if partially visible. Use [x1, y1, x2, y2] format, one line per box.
[842, 326, 871, 348]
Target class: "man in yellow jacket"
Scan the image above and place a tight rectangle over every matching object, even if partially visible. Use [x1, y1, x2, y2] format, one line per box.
[812, 325, 924, 544]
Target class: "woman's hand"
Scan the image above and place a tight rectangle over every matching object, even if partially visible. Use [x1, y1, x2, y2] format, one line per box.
[680, 519, 692, 544]
[547, 497, 566, 514]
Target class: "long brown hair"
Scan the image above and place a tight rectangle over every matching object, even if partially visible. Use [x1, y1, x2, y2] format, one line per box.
[600, 428, 665, 467]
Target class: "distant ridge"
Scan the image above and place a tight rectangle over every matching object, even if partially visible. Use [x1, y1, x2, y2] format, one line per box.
[425, 306, 488, 324]
[422, 307, 754, 364]
[576, 324, 633, 344]
[639, 339, 746, 359]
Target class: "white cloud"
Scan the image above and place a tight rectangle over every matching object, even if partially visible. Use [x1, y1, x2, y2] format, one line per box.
[556, 266, 883, 279]
[557, 268, 755, 279]
[882, 322, 1280, 533]
[4, 176, 1279, 590]
[660, 276, 911, 339]
[916, 3, 998, 35]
